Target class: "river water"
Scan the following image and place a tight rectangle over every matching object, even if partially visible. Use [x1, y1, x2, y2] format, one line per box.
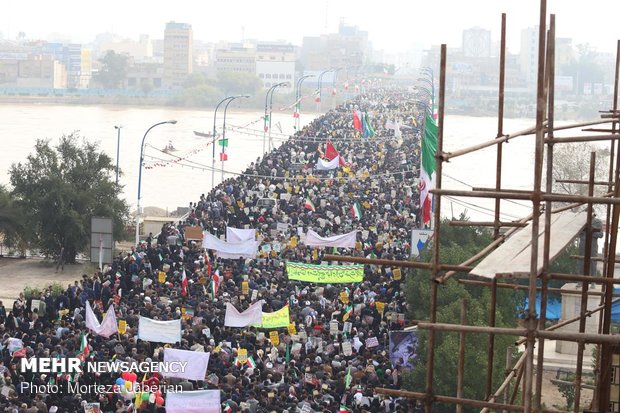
[0, 103, 587, 223]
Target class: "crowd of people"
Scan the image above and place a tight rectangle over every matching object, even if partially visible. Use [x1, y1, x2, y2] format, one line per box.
[0, 86, 427, 413]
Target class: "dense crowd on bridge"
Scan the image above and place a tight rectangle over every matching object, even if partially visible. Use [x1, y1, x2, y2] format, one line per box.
[0, 87, 427, 413]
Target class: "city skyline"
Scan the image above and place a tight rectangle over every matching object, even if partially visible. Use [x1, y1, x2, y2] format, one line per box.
[3, 0, 620, 56]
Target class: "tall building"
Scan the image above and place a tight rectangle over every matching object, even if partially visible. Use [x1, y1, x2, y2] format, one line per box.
[301, 20, 371, 71]
[163, 22, 193, 89]
[462, 27, 491, 58]
[519, 26, 538, 85]
[215, 43, 256, 74]
[256, 43, 295, 90]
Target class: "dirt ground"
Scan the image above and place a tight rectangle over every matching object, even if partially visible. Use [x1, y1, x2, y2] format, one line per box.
[0, 256, 92, 306]
[539, 370, 593, 411]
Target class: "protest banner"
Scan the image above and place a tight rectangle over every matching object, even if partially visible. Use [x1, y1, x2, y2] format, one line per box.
[166, 390, 220, 413]
[286, 262, 364, 283]
[270, 331, 280, 346]
[257, 305, 290, 329]
[365, 337, 380, 348]
[163, 348, 210, 381]
[138, 317, 181, 344]
[224, 301, 264, 327]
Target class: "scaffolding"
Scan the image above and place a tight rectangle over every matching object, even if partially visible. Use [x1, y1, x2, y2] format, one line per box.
[325, 1, 620, 412]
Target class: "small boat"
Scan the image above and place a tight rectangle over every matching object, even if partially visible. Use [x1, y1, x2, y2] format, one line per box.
[163, 141, 177, 153]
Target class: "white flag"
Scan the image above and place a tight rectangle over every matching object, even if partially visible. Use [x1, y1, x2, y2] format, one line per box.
[316, 156, 340, 171]
[224, 300, 264, 327]
[138, 317, 181, 344]
[163, 348, 210, 381]
[166, 390, 220, 413]
[304, 229, 358, 248]
[85, 301, 118, 338]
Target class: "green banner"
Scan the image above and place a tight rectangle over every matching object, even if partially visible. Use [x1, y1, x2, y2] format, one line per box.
[256, 305, 290, 329]
[286, 262, 364, 283]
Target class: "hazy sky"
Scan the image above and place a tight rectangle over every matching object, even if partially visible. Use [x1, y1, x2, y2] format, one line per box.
[3, 0, 620, 55]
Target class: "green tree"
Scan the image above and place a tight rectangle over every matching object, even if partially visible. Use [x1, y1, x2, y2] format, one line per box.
[0, 185, 29, 255]
[95, 50, 129, 89]
[9, 134, 128, 263]
[217, 71, 263, 96]
[403, 217, 520, 412]
[564, 44, 605, 96]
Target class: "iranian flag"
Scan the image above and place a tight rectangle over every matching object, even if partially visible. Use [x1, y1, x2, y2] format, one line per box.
[181, 268, 188, 297]
[293, 102, 300, 118]
[246, 356, 257, 369]
[350, 201, 362, 220]
[304, 198, 316, 212]
[314, 89, 321, 103]
[325, 141, 346, 167]
[211, 269, 221, 299]
[420, 114, 438, 226]
[352, 110, 362, 131]
[79, 333, 89, 358]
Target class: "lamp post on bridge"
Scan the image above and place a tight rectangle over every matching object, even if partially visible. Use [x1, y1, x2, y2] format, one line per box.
[204, 96, 238, 191]
[114, 125, 122, 186]
[220, 95, 250, 183]
[294, 74, 314, 131]
[135, 120, 177, 245]
[263, 82, 289, 155]
[315, 69, 334, 112]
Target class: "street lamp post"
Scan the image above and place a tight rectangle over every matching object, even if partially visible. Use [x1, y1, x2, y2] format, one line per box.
[220, 95, 250, 183]
[331, 68, 342, 109]
[211, 96, 237, 191]
[316, 69, 334, 112]
[135, 120, 177, 245]
[263, 82, 289, 155]
[294, 74, 314, 131]
[114, 125, 122, 186]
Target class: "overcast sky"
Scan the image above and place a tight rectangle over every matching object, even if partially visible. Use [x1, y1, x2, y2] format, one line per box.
[3, 0, 620, 55]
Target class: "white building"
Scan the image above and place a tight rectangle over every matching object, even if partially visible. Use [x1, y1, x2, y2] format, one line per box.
[255, 43, 295, 92]
[519, 26, 538, 85]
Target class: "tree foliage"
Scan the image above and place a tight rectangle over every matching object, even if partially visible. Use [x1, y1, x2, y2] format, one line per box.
[551, 142, 609, 199]
[217, 70, 263, 96]
[402, 217, 521, 412]
[95, 50, 129, 89]
[564, 44, 605, 96]
[9, 134, 128, 262]
[0, 185, 29, 255]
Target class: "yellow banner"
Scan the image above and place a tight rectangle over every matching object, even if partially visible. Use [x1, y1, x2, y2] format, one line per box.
[238, 348, 248, 364]
[288, 323, 297, 336]
[158, 271, 166, 283]
[258, 306, 290, 329]
[242, 281, 249, 295]
[339, 291, 349, 304]
[376, 302, 385, 315]
[270, 331, 280, 346]
[393, 268, 402, 280]
[286, 262, 364, 284]
[118, 320, 127, 335]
